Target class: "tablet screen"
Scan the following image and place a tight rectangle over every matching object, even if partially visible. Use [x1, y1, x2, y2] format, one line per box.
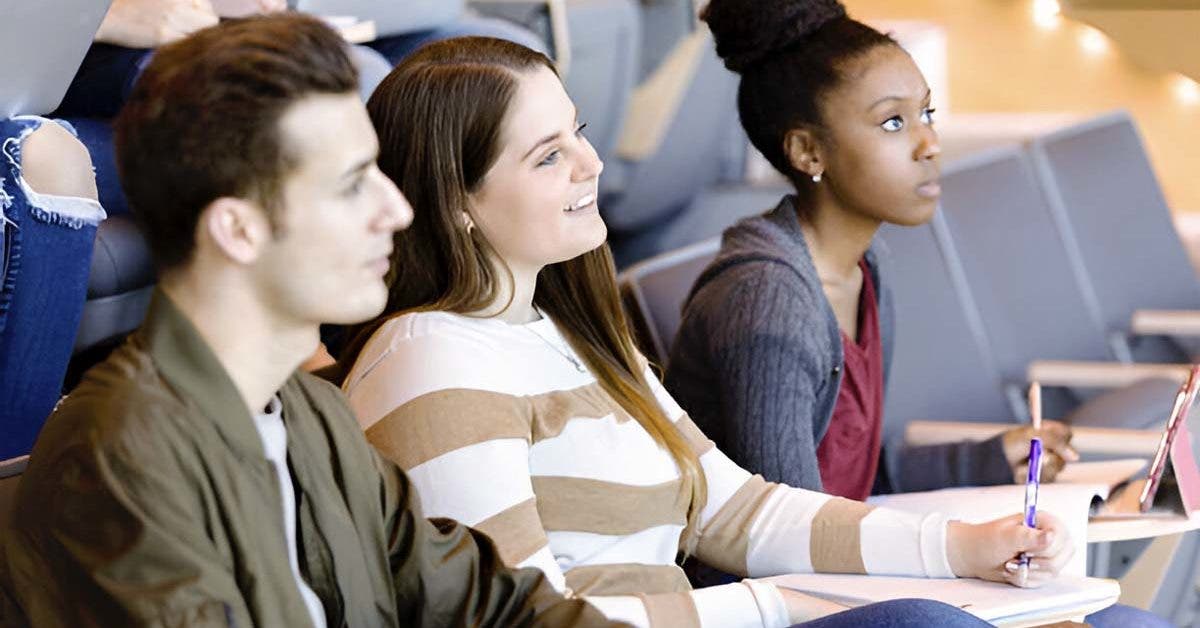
[1139, 364, 1200, 512]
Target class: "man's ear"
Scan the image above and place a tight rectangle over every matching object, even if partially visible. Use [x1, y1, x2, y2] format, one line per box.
[783, 127, 825, 180]
[199, 197, 272, 265]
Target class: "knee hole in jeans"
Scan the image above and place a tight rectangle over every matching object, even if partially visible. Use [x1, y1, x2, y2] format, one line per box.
[19, 123, 99, 202]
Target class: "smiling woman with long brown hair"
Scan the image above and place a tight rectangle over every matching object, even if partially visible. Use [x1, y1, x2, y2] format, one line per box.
[337, 34, 1069, 628]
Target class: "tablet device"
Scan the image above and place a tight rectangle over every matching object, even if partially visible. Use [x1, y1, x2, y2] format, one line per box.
[1139, 364, 1200, 511]
[1093, 364, 1200, 519]
[0, 0, 113, 117]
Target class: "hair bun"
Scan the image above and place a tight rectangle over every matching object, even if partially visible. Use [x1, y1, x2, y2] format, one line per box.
[702, 0, 847, 73]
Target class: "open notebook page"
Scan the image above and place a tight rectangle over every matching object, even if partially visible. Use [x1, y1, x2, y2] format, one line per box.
[766, 573, 1119, 627]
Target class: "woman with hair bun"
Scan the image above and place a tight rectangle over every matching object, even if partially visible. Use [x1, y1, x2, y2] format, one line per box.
[346, 32, 1073, 628]
[666, 0, 1079, 504]
[666, 2, 1171, 625]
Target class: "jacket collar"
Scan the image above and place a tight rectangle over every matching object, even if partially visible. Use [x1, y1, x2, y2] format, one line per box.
[138, 289, 274, 461]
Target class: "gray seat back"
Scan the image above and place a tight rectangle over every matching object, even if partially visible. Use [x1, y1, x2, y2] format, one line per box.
[618, 238, 720, 364]
[76, 214, 155, 353]
[937, 146, 1114, 412]
[1029, 111, 1198, 363]
[603, 32, 739, 236]
[616, 184, 791, 269]
[878, 216, 1014, 444]
[560, 0, 640, 182]
[636, 0, 696, 81]
[0, 455, 28, 534]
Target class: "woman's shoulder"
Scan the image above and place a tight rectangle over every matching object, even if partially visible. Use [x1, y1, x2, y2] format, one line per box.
[687, 257, 827, 337]
[375, 309, 492, 342]
[342, 311, 523, 406]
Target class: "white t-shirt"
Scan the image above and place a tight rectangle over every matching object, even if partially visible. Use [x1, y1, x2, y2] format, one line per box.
[255, 396, 327, 628]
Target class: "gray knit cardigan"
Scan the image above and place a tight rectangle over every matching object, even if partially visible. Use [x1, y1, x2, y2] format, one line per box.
[664, 196, 1012, 494]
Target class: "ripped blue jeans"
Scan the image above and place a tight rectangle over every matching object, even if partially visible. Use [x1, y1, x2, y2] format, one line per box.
[0, 116, 106, 459]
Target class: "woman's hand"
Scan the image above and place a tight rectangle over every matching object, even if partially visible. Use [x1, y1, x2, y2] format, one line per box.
[96, 0, 220, 48]
[1003, 420, 1079, 483]
[946, 513, 1074, 588]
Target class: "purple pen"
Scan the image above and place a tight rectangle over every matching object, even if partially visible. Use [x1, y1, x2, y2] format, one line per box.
[1017, 437, 1044, 586]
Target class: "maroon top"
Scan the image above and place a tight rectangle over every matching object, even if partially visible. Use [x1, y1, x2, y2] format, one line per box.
[816, 259, 884, 501]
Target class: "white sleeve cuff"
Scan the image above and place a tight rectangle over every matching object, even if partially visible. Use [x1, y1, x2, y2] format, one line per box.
[741, 580, 790, 628]
[921, 513, 957, 578]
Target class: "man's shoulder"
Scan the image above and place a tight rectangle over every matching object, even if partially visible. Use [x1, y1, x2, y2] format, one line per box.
[41, 341, 194, 459]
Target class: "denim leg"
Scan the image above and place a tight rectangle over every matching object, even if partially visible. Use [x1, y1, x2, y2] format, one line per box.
[794, 599, 993, 628]
[367, 12, 548, 65]
[49, 44, 152, 218]
[1086, 603, 1176, 628]
[0, 117, 106, 459]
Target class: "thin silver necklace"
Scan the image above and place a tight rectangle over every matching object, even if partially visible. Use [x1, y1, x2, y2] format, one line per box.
[525, 317, 587, 373]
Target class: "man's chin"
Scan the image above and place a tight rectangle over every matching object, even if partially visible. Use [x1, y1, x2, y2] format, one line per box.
[318, 294, 388, 327]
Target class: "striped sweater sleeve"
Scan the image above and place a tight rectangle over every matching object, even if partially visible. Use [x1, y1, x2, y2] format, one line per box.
[344, 321, 791, 628]
[646, 373, 957, 580]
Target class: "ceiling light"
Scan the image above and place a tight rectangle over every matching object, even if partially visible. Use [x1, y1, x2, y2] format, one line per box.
[1033, 0, 1061, 29]
[1078, 26, 1110, 56]
[1175, 75, 1200, 106]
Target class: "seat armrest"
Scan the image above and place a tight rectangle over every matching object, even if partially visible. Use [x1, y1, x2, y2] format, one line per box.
[1026, 360, 1190, 389]
[1131, 309, 1200, 337]
[904, 420, 1162, 456]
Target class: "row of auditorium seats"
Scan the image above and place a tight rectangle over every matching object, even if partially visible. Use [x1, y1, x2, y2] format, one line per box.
[883, 111, 1197, 436]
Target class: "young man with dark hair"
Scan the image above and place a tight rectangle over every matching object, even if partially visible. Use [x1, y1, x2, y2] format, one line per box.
[0, 14, 615, 627]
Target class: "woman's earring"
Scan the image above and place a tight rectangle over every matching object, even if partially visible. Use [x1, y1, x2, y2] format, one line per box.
[812, 173, 823, 183]
[465, 218, 476, 235]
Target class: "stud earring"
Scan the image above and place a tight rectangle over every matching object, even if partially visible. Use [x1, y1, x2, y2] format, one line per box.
[812, 173, 823, 183]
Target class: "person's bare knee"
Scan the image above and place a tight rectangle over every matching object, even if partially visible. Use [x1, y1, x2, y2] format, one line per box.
[20, 122, 99, 202]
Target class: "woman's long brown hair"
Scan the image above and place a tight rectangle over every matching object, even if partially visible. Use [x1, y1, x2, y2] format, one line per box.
[344, 37, 706, 543]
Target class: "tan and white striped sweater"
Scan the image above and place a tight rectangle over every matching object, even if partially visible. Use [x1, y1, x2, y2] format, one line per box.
[344, 311, 956, 628]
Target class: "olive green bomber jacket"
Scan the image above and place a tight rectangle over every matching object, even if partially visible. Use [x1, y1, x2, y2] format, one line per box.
[0, 292, 615, 627]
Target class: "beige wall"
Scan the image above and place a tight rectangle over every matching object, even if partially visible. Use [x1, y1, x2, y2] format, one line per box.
[846, 0, 1200, 212]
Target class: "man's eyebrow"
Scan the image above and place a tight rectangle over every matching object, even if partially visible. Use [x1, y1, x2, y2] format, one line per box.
[340, 154, 376, 179]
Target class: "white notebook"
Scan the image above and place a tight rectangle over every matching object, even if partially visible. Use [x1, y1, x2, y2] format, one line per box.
[766, 573, 1119, 627]
[868, 483, 1104, 576]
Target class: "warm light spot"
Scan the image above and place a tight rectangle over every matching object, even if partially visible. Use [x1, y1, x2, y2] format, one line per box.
[1174, 75, 1200, 106]
[1077, 26, 1110, 56]
[1033, 0, 1061, 29]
